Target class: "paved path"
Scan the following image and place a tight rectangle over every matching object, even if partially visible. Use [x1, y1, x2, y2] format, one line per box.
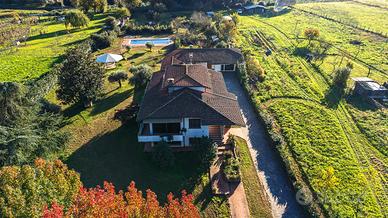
[228, 182, 251, 218]
[222, 72, 307, 218]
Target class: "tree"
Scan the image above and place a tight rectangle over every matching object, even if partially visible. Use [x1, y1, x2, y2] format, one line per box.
[0, 159, 82, 218]
[304, 28, 320, 46]
[145, 41, 154, 51]
[56, 43, 105, 107]
[108, 71, 128, 88]
[152, 141, 175, 169]
[70, 0, 80, 7]
[192, 137, 217, 172]
[79, 0, 107, 13]
[44, 181, 200, 217]
[129, 64, 152, 87]
[0, 82, 25, 126]
[246, 56, 265, 83]
[113, 7, 131, 20]
[123, 0, 143, 8]
[0, 82, 69, 166]
[64, 10, 89, 29]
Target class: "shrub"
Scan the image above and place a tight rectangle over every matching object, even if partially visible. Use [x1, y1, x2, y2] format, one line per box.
[192, 137, 217, 172]
[223, 157, 241, 182]
[90, 31, 117, 51]
[108, 71, 128, 88]
[124, 23, 172, 35]
[112, 7, 131, 19]
[246, 55, 265, 83]
[152, 141, 175, 169]
[145, 41, 154, 51]
[129, 64, 153, 87]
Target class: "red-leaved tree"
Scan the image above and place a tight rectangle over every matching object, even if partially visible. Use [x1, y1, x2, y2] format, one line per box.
[43, 181, 200, 218]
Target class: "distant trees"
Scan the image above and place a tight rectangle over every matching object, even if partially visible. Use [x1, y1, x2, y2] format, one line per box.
[79, 0, 108, 13]
[113, 7, 131, 20]
[0, 159, 81, 218]
[64, 10, 90, 29]
[304, 28, 320, 46]
[44, 181, 200, 217]
[129, 64, 152, 87]
[56, 43, 105, 107]
[108, 71, 128, 88]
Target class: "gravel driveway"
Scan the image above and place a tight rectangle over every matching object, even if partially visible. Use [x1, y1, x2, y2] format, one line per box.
[222, 72, 307, 218]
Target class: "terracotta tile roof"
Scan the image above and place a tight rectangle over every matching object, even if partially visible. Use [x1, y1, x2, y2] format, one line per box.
[137, 49, 245, 127]
[162, 64, 211, 88]
[162, 48, 243, 70]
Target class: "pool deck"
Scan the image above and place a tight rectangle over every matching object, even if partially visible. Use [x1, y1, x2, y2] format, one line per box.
[122, 37, 173, 47]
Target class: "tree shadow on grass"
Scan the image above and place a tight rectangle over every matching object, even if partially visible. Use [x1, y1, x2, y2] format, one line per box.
[128, 52, 146, 61]
[66, 119, 202, 201]
[28, 29, 69, 41]
[90, 88, 134, 116]
[323, 85, 345, 109]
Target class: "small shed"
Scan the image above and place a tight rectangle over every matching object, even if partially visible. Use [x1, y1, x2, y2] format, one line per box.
[352, 77, 388, 98]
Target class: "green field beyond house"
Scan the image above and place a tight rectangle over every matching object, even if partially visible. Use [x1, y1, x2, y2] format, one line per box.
[236, 2, 387, 216]
[0, 12, 106, 82]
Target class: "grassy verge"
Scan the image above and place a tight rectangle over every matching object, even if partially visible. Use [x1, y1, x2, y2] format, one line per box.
[232, 136, 272, 218]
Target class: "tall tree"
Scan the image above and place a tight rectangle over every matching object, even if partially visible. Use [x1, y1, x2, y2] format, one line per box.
[56, 43, 105, 107]
[0, 82, 26, 126]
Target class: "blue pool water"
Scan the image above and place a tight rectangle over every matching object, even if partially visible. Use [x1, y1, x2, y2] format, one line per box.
[130, 38, 172, 45]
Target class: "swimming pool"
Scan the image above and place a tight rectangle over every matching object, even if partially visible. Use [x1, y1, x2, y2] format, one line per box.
[129, 38, 172, 46]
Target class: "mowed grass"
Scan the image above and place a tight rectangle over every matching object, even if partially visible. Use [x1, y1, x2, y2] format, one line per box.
[236, 10, 387, 217]
[234, 136, 272, 218]
[295, 1, 388, 35]
[0, 13, 106, 82]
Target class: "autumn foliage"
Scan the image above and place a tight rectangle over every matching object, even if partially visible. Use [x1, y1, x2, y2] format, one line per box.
[43, 181, 200, 218]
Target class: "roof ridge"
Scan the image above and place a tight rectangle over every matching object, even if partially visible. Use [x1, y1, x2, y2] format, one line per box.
[186, 92, 238, 125]
[143, 90, 188, 120]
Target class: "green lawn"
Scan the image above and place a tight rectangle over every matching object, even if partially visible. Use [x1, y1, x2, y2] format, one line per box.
[236, 8, 387, 217]
[233, 136, 272, 218]
[0, 13, 106, 82]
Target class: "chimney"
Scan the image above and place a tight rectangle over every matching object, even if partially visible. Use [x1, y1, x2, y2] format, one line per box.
[167, 78, 175, 86]
[189, 52, 193, 64]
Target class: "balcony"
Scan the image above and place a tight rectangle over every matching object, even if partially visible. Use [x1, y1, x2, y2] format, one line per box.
[138, 123, 183, 143]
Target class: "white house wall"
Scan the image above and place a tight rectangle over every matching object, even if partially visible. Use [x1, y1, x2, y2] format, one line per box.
[182, 118, 209, 145]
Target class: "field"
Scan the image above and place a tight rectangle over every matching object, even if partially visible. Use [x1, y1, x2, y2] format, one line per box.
[294, 1, 388, 35]
[235, 2, 387, 216]
[0, 11, 106, 82]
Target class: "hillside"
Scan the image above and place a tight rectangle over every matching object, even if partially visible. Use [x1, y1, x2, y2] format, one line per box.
[236, 2, 387, 216]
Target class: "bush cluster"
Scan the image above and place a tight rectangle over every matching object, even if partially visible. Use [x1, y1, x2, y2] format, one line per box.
[124, 23, 172, 35]
[90, 30, 117, 51]
[222, 150, 240, 182]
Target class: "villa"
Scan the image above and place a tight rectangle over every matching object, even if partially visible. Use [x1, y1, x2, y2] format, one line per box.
[136, 48, 245, 150]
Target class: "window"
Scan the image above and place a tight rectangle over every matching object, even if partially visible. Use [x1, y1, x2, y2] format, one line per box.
[189, 119, 201, 129]
[221, 64, 235, 71]
[153, 123, 181, 134]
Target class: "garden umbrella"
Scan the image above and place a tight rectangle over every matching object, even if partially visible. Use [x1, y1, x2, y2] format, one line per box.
[96, 53, 123, 63]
